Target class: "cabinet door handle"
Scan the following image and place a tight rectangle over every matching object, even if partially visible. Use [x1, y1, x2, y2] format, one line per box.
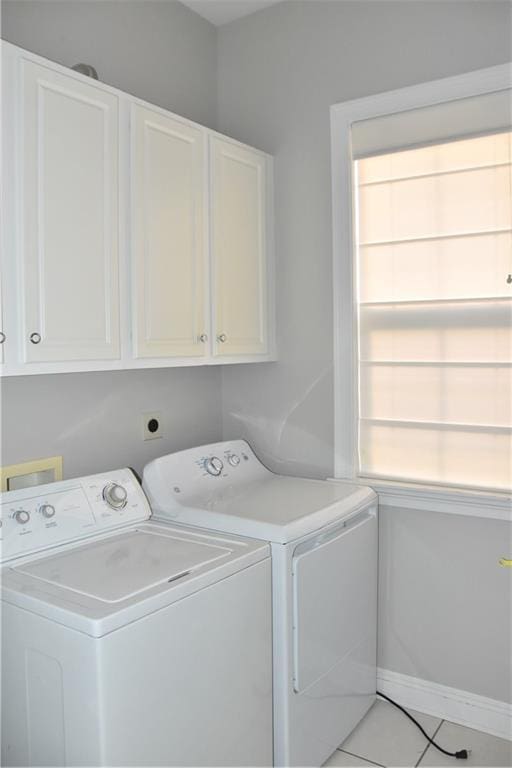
[0, 332, 5, 344]
[217, 334, 227, 343]
[29, 332, 42, 344]
[199, 333, 208, 343]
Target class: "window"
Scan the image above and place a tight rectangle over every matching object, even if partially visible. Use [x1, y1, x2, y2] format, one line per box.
[355, 131, 511, 492]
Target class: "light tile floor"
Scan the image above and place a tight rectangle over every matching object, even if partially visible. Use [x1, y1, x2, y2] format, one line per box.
[323, 700, 512, 768]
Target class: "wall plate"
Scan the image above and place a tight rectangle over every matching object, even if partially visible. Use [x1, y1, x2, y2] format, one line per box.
[143, 412, 163, 441]
[0, 456, 63, 491]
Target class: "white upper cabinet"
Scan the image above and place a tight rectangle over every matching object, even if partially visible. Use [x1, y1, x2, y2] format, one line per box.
[20, 58, 120, 363]
[1, 42, 274, 375]
[132, 105, 207, 359]
[211, 137, 270, 358]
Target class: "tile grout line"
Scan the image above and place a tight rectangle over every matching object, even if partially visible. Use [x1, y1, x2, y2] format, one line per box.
[336, 747, 386, 767]
[416, 719, 445, 767]
[336, 718, 444, 768]
[336, 747, 386, 768]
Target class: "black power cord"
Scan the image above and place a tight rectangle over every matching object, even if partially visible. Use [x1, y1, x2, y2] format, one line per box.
[377, 691, 470, 760]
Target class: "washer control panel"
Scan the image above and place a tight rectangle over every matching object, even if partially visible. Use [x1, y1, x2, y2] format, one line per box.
[0, 469, 150, 563]
[102, 482, 128, 509]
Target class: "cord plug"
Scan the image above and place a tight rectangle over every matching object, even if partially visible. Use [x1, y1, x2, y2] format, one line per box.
[377, 691, 471, 761]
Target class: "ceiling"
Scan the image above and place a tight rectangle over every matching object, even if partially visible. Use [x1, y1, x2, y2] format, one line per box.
[181, 0, 283, 26]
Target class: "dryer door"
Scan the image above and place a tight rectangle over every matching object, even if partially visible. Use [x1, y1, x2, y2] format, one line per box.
[292, 507, 377, 693]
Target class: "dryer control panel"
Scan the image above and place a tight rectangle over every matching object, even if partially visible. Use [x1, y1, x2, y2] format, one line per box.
[0, 469, 150, 563]
[142, 439, 271, 514]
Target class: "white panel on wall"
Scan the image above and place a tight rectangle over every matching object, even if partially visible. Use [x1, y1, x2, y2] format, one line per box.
[132, 104, 207, 358]
[211, 137, 268, 357]
[20, 59, 120, 363]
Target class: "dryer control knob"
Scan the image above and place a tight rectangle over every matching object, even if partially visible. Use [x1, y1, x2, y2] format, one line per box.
[102, 483, 128, 509]
[228, 454, 240, 467]
[40, 504, 56, 519]
[205, 456, 223, 476]
[15, 509, 30, 525]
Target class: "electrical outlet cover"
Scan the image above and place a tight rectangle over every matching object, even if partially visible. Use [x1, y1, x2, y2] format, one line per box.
[143, 412, 163, 441]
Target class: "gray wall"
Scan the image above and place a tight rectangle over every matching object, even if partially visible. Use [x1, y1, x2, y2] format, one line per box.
[1, 0, 217, 124]
[217, 0, 512, 702]
[379, 507, 511, 703]
[1, 0, 222, 478]
[217, 0, 512, 476]
[1, 369, 222, 479]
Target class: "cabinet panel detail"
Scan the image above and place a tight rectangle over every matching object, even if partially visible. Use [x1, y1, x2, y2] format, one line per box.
[21, 60, 120, 363]
[211, 138, 268, 357]
[132, 105, 206, 359]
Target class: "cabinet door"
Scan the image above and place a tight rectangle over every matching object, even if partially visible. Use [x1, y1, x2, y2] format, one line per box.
[20, 59, 120, 363]
[211, 137, 268, 357]
[132, 105, 207, 358]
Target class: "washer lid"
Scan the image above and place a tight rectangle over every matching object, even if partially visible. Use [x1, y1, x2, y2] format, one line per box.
[154, 477, 377, 543]
[1, 522, 270, 636]
[13, 529, 231, 603]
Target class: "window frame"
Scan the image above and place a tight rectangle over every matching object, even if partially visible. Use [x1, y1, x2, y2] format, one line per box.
[330, 63, 512, 520]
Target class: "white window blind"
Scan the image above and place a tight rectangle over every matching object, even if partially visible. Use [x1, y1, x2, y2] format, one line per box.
[351, 89, 512, 159]
[355, 130, 512, 492]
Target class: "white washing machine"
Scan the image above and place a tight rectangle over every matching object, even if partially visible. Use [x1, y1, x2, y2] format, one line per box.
[1, 468, 273, 767]
[143, 440, 378, 768]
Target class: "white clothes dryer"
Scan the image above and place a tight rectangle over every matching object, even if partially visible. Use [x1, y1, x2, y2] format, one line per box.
[143, 440, 378, 767]
[1, 468, 273, 767]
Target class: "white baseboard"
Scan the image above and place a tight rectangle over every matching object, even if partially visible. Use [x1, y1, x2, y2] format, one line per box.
[377, 668, 512, 742]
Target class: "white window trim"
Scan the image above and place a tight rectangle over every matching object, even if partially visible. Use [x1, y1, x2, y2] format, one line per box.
[330, 63, 512, 521]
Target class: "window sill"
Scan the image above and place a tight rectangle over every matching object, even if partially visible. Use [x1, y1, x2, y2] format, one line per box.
[328, 477, 511, 521]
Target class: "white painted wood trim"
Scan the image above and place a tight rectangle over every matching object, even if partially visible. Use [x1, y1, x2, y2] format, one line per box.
[331, 62, 512, 486]
[1, 42, 19, 370]
[368, 482, 511, 521]
[331, 93, 357, 479]
[326, 477, 511, 521]
[264, 154, 277, 360]
[0, 351, 277, 376]
[331, 64, 512, 127]
[377, 667, 512, 742]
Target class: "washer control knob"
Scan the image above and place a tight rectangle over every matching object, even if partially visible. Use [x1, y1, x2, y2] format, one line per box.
[15, 509, 30, 525]
[40, 504, 56, 519]
[205, 456, 223, 476]
[228, 454, 240, 467]
[102, 483, 128, 509]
